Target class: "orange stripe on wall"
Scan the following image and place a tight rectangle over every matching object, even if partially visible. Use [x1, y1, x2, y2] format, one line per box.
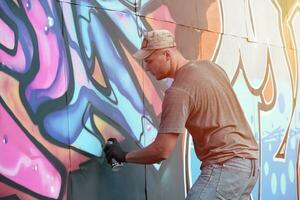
[92, 58, 107, 88]
[262, 68, 275, 105]
[206, 1, 221, 33]
[93, 114, 125, 143]
[199, 31, 219, 60]
[199, 1, 220, 60]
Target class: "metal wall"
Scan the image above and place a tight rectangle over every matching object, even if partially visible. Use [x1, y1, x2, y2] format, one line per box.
[0, 0, 299, 199]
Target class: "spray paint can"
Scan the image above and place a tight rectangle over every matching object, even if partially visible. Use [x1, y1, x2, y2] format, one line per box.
[107, 140, 124, 171]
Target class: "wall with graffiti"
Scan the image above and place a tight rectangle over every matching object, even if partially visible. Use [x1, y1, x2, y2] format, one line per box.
[0, 0, 299, 199]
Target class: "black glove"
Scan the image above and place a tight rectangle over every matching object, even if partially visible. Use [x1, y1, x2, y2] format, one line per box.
[104, 138, 127, 163]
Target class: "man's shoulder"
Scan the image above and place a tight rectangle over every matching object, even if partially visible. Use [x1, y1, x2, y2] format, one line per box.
[175, 60, 211, 80]
[180, 59, 217, 72]
[176, 60, 199, 76]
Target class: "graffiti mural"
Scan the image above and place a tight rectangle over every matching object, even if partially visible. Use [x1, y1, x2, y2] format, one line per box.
[0, 0, 299, 199]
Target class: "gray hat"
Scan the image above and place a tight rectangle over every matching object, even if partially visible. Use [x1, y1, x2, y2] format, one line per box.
[133, 29, 176, 59]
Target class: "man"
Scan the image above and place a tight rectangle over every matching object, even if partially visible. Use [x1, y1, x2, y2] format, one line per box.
[104, 29, 259, 200]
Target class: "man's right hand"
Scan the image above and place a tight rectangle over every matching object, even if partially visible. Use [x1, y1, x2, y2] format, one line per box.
[104, 138, 127, 163]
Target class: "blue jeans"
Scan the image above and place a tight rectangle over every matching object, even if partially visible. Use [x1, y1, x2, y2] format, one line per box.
[186, 157, 259, 200]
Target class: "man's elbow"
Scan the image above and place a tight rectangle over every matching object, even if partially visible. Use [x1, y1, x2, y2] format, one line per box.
[160, 155, 168, 161]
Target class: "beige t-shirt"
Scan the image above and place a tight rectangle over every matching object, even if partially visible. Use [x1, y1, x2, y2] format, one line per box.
[158, 60, 258, 166]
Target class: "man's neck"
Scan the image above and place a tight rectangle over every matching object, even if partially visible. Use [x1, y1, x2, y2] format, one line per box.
[169, 52, 189, 78]
[178, 58, 189, 69]
[174, 56, 189, 75]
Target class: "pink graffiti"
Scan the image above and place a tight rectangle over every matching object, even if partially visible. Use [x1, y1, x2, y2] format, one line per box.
[23, 0, 68, 101]
[0, 18, 26, 73]
[0, 18, 14, 49]
[0, 103, 61, 199]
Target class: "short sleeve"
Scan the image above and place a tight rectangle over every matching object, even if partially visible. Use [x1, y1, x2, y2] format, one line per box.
[158, 87, 193, 134]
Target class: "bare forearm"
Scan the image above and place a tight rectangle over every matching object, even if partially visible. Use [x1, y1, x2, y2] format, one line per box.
[124, 133, 179, 164]
[125, 143, 166, 164]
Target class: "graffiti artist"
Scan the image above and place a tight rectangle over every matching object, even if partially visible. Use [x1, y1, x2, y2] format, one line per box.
[104, 29, 259, 200]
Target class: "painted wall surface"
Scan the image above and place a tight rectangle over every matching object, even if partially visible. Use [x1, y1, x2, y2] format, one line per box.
[0, 0, 299, 199]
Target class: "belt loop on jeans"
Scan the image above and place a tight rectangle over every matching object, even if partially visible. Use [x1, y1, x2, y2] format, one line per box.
[253, 160, 257, 176]
[250, 159, 256, 177]
[250, 160, 252, 178]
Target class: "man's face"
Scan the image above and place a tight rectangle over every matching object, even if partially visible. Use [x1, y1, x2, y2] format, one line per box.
[143, 49, 170, 80]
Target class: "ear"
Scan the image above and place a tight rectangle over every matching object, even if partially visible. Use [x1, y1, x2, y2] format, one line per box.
[164, 49, 171, 61]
